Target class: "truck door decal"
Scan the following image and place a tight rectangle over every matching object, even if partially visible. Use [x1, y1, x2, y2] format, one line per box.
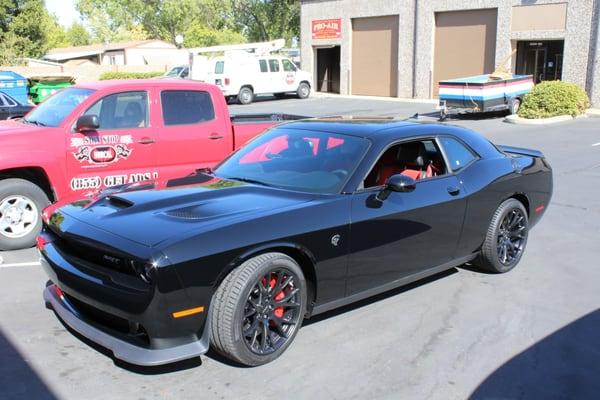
[71, 135, 134, 166]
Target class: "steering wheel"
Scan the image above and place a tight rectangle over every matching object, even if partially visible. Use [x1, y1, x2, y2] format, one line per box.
[332, 169, 348, 180]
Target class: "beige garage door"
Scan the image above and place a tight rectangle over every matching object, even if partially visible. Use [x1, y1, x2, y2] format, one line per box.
[352, 15, 398, 97]
[433, 9, 497, 96]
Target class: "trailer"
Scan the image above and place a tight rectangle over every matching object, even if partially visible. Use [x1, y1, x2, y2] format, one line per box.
[437, 74, 534, 120]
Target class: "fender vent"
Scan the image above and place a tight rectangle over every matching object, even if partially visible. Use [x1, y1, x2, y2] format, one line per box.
[164, 206, 205, 220]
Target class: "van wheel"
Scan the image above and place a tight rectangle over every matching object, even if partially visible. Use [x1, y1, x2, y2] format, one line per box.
[296, 82, 310, 99]
[0, 179, 50, 251]
[238, 87, 254, 105]
[210, 252, 307, 366]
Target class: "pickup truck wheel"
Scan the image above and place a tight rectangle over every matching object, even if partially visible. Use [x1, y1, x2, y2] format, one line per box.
[0, 179, 50, 250]
[237, 87, 254, 105]
[296, 82, 310, 99]
[210, 252, 307, 366]
[474, 199, 529, 273]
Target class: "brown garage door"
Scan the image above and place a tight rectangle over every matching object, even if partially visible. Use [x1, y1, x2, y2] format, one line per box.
[433, 9, 497, 96]
[352, 15, 398, 97]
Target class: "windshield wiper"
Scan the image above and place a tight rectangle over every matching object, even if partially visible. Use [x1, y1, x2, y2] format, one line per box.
[23, 119, 46, 127]
[224, 176, 273, 187]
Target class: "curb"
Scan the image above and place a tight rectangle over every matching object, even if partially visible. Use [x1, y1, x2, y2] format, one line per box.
[504, 114, 587, 125]
[586, 109, 600, 118]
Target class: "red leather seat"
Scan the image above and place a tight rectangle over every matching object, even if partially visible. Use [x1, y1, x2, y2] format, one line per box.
[376, 142, 433, 186]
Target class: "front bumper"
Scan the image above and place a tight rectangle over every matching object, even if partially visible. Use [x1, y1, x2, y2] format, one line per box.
[44, 283, 209, 366]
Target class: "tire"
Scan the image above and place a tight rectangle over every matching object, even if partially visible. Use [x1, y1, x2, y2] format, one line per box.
[475, 198, 529, 273]
[0, 178, 50, 251]
[274, 93, 286, 99]
[210, 252, 307, 366]
[237, 87, 254, 105]
[508, 98, 521, 115]
[296, 82, 310, 99]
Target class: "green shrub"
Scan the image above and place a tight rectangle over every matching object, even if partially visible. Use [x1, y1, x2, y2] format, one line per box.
[99, 71, 164, 80]
[518, 80, 590, 119]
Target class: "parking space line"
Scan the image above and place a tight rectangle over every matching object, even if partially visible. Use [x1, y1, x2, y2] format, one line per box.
[0, 261, 41, 268]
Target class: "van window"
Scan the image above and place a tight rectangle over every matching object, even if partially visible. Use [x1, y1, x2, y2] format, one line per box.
[282, 59, 296, 72]
[161, 90, 215, 126]
[268, 59, 280, 72]
[259, 59, 268, 73]
[214, 61, 224, 74]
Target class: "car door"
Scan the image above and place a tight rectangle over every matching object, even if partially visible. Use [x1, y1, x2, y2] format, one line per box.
[67, 90, 158, 195]
[268, 59, 286, 93]
[281, 58, 299, 92]
[156, 88, 231, 178]
[346, 138, 468, 295]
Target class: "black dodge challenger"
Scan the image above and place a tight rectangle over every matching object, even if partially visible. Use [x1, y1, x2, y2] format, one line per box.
[39, 118, 552, 367]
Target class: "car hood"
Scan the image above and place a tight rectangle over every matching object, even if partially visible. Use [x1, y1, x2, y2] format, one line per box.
[52, 174, 317, 247]
[0, 119, 42, 136]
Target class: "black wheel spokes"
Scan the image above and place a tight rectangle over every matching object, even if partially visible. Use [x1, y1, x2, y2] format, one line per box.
[243, 269, 301, 355]
[497, 209, 527, 265]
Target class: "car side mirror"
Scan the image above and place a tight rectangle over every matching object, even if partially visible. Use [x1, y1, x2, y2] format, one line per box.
[75, 115, 99, 132]
[376, 174, 416, 201]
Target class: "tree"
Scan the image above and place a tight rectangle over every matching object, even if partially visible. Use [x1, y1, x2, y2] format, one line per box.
[230, 0, 299, 44]
[184, 24, 246, 48]
[66, 22, 91, 47]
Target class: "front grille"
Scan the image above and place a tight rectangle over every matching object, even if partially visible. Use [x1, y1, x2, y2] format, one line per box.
[65, 294, 150, 346]
[53, 235, 139, 277]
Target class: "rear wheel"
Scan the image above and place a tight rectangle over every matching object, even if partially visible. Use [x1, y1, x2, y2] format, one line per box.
[475, 198, 528, 273]
[210, 252, 307, 366]
[296, 82, 310, 99]
[509, 98, 521, 115]
[0, 179, 50, 251]
[237, 87, 254, 105]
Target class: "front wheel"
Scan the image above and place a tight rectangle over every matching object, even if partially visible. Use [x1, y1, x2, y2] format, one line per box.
[0, 178, 50, 250]
[210, 252, 307, 366]
[475, 198, 529, 273]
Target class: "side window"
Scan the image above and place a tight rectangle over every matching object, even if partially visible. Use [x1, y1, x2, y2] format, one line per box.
[161, 90, 215, 126]
[0, 95, 6, 107]
[83, 91, 148, 130]
[214, 61, 224, 74]
[439, 137, 477, 172]
[259, 59, 268, 73]
[282, 59, 296, 72]
[363, 139, 448, 188]
[5, 96, 16, 106]
[180, 67, 189, 78]
[268, 59, 280, 72]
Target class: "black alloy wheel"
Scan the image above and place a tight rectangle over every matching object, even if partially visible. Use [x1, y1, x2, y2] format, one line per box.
[242, 268, 302, 355]
[211, 252, 307, 366]
[475, 198, 529, 273]
[497, 208, 527, 266]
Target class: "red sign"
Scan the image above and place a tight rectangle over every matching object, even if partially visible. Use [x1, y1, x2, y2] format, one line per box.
[312, 19, 341, 39]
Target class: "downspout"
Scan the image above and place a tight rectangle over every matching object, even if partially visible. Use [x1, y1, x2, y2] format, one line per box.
[412, 0, 419, 98]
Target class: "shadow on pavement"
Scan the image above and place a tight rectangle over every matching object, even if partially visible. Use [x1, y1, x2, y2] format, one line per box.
[0, 328, 58, 400]
[470, 309, 600, 400]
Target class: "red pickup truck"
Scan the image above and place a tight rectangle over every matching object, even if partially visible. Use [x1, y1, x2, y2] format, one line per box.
[0, 79, 300, 250]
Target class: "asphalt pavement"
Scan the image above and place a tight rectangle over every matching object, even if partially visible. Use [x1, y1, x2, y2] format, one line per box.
[1, 94, 599, 400]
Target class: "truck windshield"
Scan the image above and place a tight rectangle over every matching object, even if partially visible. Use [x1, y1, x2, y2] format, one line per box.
[24, 87, 95, 127]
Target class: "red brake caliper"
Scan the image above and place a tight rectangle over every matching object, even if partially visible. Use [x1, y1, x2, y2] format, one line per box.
[265, 274, 285, 319]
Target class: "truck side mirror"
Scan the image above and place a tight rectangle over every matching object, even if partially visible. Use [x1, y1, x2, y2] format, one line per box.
[75, 115, 99, 132]
[376, 174, 416, 201]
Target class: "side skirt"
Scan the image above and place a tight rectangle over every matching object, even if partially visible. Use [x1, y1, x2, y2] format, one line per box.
[310, 254, 476, 316]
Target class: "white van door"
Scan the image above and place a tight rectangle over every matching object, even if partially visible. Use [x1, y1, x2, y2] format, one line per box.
[267, 59, 286, 93]
[281, 58, 299, 92]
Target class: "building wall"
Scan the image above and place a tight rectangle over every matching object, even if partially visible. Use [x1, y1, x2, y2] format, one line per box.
[301, 0, 599, 105]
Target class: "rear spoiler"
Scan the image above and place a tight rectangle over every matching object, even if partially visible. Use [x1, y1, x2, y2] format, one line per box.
[231, 113, 309, 123]
[496, 145, 544, 158]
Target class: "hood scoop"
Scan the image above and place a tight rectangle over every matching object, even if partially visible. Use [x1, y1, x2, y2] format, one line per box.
[106, 195, 134, 209]
[163, 203, 261, 221]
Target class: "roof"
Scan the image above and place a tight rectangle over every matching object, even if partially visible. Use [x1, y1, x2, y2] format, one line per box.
[280, 117, 419, 137]
[44, 40, 174, 61]
[72, 78, 214, 91]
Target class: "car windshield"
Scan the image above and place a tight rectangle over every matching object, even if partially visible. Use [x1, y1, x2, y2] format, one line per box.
[24, 87, 94, 127]
[215, 128, 370, 194]
[166, 67, 186, 77]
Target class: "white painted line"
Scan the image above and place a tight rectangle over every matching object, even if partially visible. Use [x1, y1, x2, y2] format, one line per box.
[592, 142, 600, 147]
[0, 261, 41, 268]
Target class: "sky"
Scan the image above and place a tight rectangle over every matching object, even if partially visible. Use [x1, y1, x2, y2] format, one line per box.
[46, 0, 80, 27]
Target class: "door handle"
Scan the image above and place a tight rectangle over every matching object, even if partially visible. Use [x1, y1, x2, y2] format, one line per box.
[447, 186, 460, 196]
[138, 137, 155, 144]
[209, 133, 224, 140]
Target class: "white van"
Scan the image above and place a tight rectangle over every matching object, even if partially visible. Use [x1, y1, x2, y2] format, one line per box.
[206, 54, 312, 104]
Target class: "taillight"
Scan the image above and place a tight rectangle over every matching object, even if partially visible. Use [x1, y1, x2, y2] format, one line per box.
[224, 78, 230, 86]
